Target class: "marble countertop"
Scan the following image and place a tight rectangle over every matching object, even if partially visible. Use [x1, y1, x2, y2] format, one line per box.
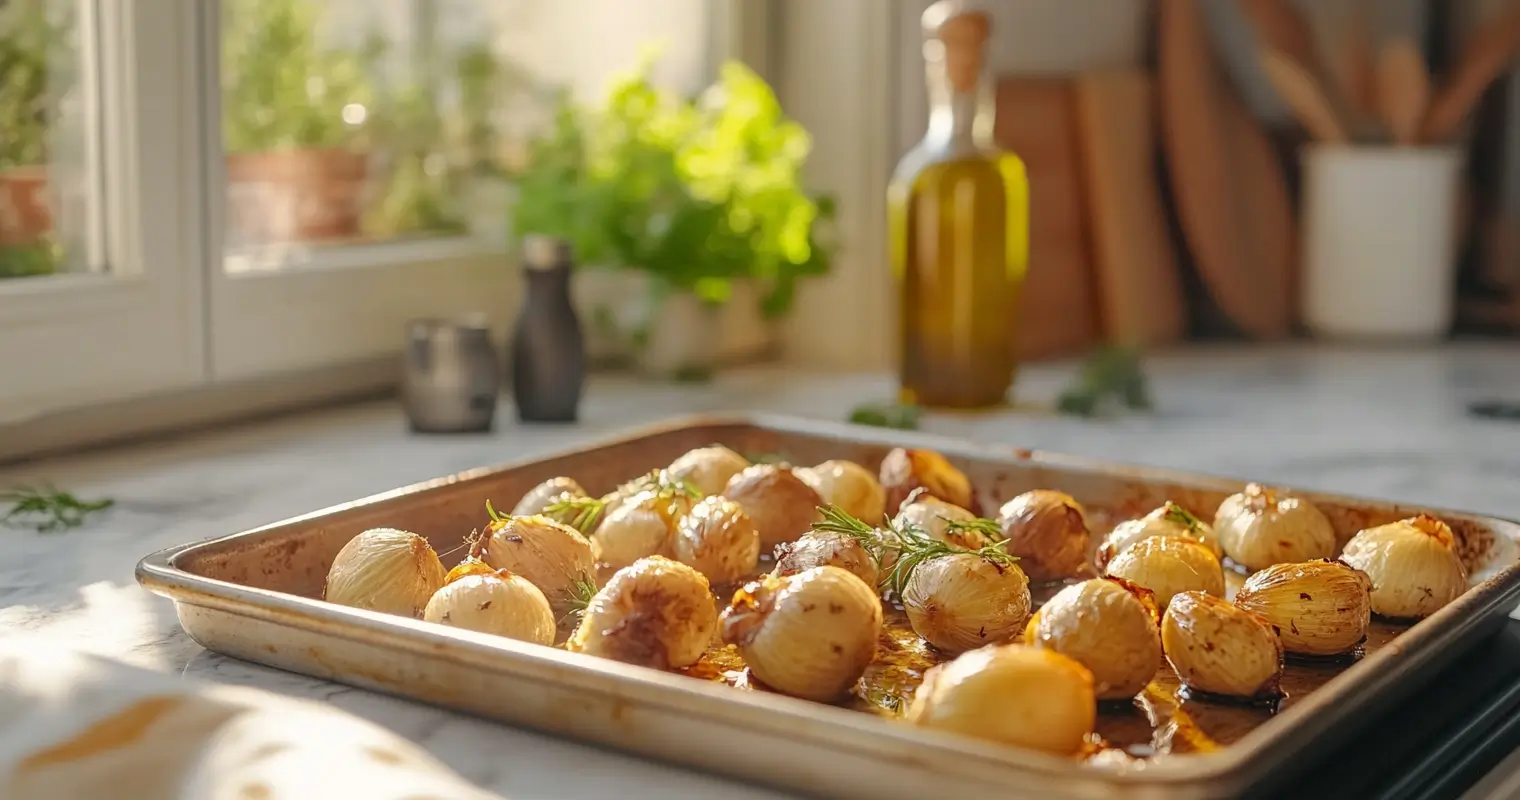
[5, 344, 1520, 798]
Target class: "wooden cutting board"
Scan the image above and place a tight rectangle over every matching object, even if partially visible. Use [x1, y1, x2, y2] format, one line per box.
[993, 77, 1100, 360]
[1074, 70, 1188, 347]
[1158, 0, 1295, 338]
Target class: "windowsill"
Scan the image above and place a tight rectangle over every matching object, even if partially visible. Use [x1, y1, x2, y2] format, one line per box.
[223, 233, 508, 277]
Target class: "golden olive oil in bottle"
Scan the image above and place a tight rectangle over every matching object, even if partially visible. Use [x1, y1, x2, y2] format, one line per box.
[889, 2, 1029, 409]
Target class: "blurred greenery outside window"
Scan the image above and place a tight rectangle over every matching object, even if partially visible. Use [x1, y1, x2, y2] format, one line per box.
[218, 0, 834, 323]
[0, 0, 81, 280]
[220, 0, 549, 268]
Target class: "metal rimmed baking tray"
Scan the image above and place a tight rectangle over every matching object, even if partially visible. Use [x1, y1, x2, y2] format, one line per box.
[137, 414, 1520, 799]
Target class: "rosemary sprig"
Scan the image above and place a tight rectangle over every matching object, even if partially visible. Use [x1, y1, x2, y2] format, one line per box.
[1, 484, 114, 533]
[541, 495, 606, 534]
[559, 575, 599, 626]
[811, 505, 889, 563]
[1161, 502, 1206, 534]
[880, 524, 1020, 599]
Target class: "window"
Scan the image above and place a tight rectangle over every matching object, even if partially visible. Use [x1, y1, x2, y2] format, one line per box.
[0, 0, 95, 280]
[0, 0, 748, 423]
[207, 0, 721, 381]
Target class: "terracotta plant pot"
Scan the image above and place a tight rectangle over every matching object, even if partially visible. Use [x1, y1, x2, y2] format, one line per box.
[0, 167, 54, 246]
[225, 148, 368, 245]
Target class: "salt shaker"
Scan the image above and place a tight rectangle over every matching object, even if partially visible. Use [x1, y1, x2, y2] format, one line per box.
[401, 316, 499, 433]
[510, 235, 586, 422]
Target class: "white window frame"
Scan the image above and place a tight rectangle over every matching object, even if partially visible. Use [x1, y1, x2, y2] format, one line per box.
[0, 0, 204, 426]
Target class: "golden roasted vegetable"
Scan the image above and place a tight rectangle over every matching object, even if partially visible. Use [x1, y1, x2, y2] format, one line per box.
[568, 556, 717, 669]
[1161, 591, 1283, 699]
[478, 511, 597, 616]
[673, 495, 761, 584]
[1025, 577, 1162, 700]
[901, 552, 1030, 654]
[666, 445, 751, 497]
[906, 644, 1096, 756]
[997, 490, 1090, 582]
[1233, 560, 1372, 656]
[512, 477, 588, 518]
[892, 496, 986, 547]
[324, 528, 446, 618]
[773, 532, 879, 588]
[423, 570, 556, 646]
[721, 566, 882, 701]
[591, 489, 692, 572]
[879, 448, 979, 516]
[721, 464, 824, 550]
[1104, 536, 1225, 609]
[1214, 484, 1337, 572]
[1097, 502, 1220, 569]
[1340, 515, 1467, 619]
[796, 459, 887, 525]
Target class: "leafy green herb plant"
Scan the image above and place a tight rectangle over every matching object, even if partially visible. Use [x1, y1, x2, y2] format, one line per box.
[511, 56, 836, 321]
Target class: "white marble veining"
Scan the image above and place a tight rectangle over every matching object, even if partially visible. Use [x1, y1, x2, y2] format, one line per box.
[4, 344, 1520, 797]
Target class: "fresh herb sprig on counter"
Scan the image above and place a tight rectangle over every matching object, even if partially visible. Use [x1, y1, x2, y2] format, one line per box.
[848, 402, 920, 431]
[1057, 346, 1151, 418]
[1, 484, 115, 533]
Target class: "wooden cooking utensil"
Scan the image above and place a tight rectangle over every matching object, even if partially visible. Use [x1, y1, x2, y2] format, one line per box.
[1334, 3, 1377, 125]
[1375, 38, 1431, 146]
[1259, 48, 1351, 143]
[1073, 70, 1186, 348]
[1160, 0, 1294, 339]
[1420, 1, 1520, 144]
[1239, 0, 1319, 73]
[992, 78, 1100, 360]
[1240, 0, 1359, 129]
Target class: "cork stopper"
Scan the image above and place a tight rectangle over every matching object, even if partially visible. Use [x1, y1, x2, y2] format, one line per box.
[522, 234, 572, 271]
[922, 2, 991, 94]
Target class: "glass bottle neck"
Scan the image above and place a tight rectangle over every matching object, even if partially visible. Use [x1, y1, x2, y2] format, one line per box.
[924, 65, 993, 150]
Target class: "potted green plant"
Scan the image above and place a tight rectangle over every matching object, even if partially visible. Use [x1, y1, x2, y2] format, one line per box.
[0, 0, 69, 276]
[359, 81, 467, 240]
[221, 0, 377, 246]
[449, 42, 538, 242]
[512, 59, 836, 378]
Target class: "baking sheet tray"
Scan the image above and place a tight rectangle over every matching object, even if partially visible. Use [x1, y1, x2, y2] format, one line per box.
[136, 414, 1520, 799]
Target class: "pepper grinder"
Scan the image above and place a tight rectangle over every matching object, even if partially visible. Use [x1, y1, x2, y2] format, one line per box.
[510, 235, 586, 422]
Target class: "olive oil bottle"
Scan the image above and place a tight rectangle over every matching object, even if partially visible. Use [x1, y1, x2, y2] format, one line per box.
[889, 2, 1028, 409]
